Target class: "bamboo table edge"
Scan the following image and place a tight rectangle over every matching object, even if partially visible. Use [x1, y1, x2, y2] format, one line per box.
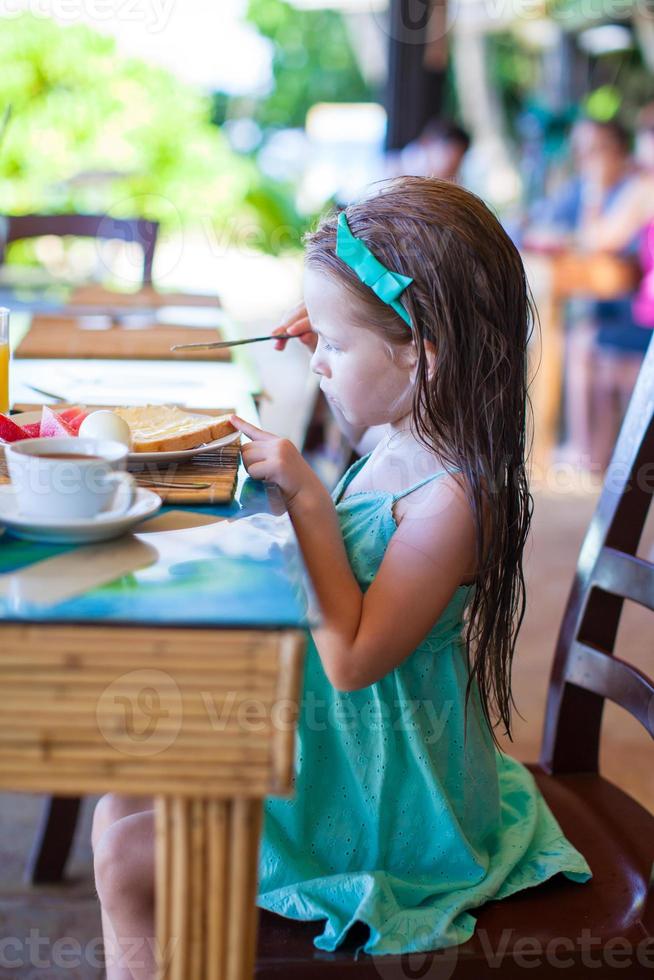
[0, 622, 308, 980]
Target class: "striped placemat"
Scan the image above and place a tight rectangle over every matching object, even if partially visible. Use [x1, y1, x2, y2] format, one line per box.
[0, 444, 241, 505]
[130, 444, 241, 504]
[15, 316, 230, 361]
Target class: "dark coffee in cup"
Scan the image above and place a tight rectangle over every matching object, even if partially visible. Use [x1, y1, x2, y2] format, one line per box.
[36, 452, 103, 461]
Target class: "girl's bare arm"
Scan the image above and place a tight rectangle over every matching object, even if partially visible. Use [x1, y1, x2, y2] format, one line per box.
[578, 175, 654, 251]
[230, 416, 476, 694]
[287, 470, 476, 691]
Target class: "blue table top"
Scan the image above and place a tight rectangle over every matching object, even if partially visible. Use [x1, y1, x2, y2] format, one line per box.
[0, 472, 314, 630]
[0, 353, 314, 631]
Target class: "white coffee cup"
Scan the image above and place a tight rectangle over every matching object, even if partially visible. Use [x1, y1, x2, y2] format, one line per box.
[5, 438, 137, 520]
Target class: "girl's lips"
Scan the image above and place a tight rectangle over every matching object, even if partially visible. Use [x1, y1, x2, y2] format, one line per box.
[320, 383, 342, 409]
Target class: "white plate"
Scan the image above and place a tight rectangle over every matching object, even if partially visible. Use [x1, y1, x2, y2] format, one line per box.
[10, 410, 241, 464]
[0, 485, 162, 544]
[127, 428, 241, 464]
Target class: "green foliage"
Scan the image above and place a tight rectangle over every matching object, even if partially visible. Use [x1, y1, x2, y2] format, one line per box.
[245, 0, 373, 128]
[582, 49, 654, 129]
[487, 23, 654, 137]
[243, 177, 309, 251]
[584, 84, 622, 121]
[486, 33, 540, 139]
[0, 13, 305, 253]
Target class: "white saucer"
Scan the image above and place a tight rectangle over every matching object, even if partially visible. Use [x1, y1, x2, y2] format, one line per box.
[10, 410, 241, 464]
[0, 486, 162, 544]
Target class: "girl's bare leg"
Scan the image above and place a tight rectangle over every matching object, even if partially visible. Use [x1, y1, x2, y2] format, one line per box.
[92, 796, 154, 980]
[94, 810, 156, 980]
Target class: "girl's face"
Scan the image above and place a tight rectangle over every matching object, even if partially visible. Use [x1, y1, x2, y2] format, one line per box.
[303, 267, 417, 428]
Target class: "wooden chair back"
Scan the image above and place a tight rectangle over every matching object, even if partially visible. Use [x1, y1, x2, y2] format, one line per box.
[540, 335, 654, 774]
[0, 213, 159, 285]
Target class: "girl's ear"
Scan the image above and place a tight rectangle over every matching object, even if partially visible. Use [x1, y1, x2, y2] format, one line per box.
[424, 340, 437, 381]
[414, 339, 437, 383]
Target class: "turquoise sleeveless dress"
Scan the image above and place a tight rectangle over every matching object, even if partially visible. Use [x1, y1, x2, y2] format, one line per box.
[257, 453, 592, 956]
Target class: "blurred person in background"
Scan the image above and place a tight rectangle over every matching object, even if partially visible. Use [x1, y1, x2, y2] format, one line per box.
[576, 104, 654, 250]
[386, 118, 471, 183]
[570, 105, 654, 467]
[523, 117, 648, 471]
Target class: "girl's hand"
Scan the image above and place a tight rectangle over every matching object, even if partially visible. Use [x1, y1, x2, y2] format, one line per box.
[229, 415, 322, 509]
[272, 301, 317, 352]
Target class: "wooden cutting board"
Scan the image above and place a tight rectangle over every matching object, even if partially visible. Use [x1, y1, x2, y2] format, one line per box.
[70, 284, 222, 309]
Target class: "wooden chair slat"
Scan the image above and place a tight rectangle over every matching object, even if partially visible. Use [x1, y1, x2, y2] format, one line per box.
[593, 549, 654, 611]
[565, 641, 654, 737]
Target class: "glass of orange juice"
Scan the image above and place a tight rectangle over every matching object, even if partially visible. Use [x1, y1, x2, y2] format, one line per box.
[0, 308, 9, 415]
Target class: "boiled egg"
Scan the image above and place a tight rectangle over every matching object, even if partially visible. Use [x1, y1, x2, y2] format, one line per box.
[78, 410, 131, 447]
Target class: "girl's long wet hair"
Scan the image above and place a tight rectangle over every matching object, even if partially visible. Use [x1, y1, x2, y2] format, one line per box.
[304, 177, 535, 748]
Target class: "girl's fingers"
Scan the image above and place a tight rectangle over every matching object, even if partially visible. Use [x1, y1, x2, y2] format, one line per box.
[272, 306, 302, 342]
[244, 460, 270, 481]
[272, 322, 292, 351]
[284, 315, 311, 335]
[299, 328, 318, 351]
[273, 317, 313, 352]
[240, 441, 266, 463]
[229, 415, 274, 441]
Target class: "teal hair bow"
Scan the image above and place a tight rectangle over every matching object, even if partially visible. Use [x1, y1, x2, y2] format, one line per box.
[335, 210, 413, 327]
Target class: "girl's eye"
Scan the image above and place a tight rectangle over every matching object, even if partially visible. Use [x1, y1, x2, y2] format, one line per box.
[322, 339, 340, 353]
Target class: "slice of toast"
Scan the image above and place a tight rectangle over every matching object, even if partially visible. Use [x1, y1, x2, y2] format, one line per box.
[114, 405, 236, 453]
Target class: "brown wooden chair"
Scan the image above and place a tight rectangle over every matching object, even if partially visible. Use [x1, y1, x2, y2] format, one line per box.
[0, 212, 159, 286]
[255, 334, 654, 977]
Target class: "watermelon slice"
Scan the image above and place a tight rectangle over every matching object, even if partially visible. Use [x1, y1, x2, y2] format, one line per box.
[0, 414, 31, 443]
[39, 405, 76, 438]
[46, 405, 88, 435]
[58, 406, 84, 423]
[21, 421, 42, 438]
[66, 410, 88, 435]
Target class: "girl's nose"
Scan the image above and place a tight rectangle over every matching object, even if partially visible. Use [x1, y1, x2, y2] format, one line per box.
[309, 348, 329, 378]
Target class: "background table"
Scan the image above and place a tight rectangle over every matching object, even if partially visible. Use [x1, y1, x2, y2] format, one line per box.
[0, 365, 311, 980]
[12, 283, 233, 361]
[9, 355, 261, 413]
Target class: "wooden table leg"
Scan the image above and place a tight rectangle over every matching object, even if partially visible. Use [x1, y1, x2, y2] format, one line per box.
[529, 292, 565, 478]
[155, 796, 263, 980]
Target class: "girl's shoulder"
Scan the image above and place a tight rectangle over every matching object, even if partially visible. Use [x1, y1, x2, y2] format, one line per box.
[390, 465, 481, 587]
[390, 456, 497, 590]
[340, 441, 454, 500]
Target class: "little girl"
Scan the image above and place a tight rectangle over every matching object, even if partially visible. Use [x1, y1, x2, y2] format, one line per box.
[91, 177, 592, 974]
